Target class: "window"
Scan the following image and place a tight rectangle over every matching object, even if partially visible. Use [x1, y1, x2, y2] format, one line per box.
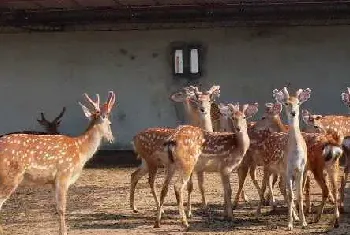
[171, 43, 203, 78]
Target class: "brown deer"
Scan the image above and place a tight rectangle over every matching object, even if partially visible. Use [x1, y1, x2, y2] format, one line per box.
[155, 102, 257, 228]
[233, 102, 287, 209]
[0, 91, 116, 235]
[130, 85, 225, 213]
[37, 107, 66, 134]
[186, 103, 258, 219]
[301, 95, 350, 214]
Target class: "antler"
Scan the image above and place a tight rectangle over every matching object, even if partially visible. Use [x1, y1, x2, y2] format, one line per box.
[53, 107, 66, 123]
[84, 93, 100, 111]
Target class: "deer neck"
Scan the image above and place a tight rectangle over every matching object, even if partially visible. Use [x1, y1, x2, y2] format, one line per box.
[274, 116, 288, 132]
[287, 114, 303, 141]
[200, 113, 213, 132]
[183, 100, 200, 126]
[236, 129, 250, 156]
[75, 121, 103, 164]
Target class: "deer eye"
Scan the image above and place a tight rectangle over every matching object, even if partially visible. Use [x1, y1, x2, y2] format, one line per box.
[261, 117, 266, 120]
[284, 102, 288, 106]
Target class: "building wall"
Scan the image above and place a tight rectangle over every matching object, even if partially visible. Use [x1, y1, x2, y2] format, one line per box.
[0, 26, 349, 149]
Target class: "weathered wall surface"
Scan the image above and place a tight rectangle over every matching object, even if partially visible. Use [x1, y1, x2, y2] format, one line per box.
[0, 27, 349, 149]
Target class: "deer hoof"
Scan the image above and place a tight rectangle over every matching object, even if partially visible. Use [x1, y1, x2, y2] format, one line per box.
[153, 222, 160, 228]
[133, 209, 138, 213]
[287, 224, 293, 231]
[301, 221, 307, 229]
[334, 219, 339, 228]
[186, 211, 192, 218]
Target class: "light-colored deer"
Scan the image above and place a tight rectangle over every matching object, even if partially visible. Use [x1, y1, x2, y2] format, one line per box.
[273, 87, 310, 230]
[155, 102, 257, 228]
[0, 91, 116, 235]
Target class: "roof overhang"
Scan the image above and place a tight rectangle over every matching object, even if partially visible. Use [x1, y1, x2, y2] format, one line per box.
[1, 1, 350, 32]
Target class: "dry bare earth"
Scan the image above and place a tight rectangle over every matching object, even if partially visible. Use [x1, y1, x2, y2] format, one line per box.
[1, 167, 349, 235]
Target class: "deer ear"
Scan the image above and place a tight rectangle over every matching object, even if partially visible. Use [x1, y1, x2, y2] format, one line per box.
[170, 91, 186, 102]
[79, 102, 92, 119]
[301, 109, 310, 124]
[273, 89, 286, 104]
[244, 103, 259, 119]
[208, 85, 220, 100]
[272, 102, 283, 115]
[218, 103, 229, 114]
[298, 88, 312, 104]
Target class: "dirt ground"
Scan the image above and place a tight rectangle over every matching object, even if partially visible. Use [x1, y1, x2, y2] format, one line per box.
[1, 167, 349, 235]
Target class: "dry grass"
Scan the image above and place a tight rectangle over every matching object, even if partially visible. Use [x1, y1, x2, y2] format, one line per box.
[1, 167, 349, 235]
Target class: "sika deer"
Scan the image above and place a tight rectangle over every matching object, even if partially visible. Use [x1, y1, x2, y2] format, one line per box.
[233, 102, 286, 209]
[0, 91, 116, 235]
[186, 103, 258, 219]
[155, 103, 257, 228]
[130, 85, 224, 213]
[37, 107, 66, 134]
[273, 87, 310, 230]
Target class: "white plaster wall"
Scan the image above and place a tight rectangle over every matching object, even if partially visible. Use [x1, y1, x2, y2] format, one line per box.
[0, 26, 349, 149]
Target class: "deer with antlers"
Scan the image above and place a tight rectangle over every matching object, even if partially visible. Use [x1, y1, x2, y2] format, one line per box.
[0, 107, 67, 138]
[301, 87, 350, 213]
[154, 102, 257, 228]
[130, 85, 233, 213]
[0, 91, 116, 235]
[272, 87, 310, 230]
[37, 107, 66, 134]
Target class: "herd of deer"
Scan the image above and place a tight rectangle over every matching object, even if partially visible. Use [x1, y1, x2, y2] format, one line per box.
[131, 85, 350, 232]
[0, 87, 348, 235]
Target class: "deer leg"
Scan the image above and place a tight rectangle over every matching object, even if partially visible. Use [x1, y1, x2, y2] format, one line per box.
[326, 161, 340, 228]
[286, 177, 294, 231]
[197, 171, 207, 208]
[186, 173, 194, 218]
[130, 159, 149, 213]
[256, 169, 269, 216]
[261, 168, 270, 206]
[0, 173, 22, 211]
[296, 171, 307, 229]
[233, 164, 249, 209]
[220, 171, 233, 220]
[304, 174, 311, 215]
[340, 151, 349, 213]
[55, 177, 69, 235]
[148, 165, 163, 214]
[250, 164, 266, 205]
[175, 171, 192, 228]
[312, 168, 329, 224]
[267, 173, 277, 211]
[154, 164, 175, 228]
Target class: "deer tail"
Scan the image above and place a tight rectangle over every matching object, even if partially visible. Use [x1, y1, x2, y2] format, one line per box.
[163, 140, 176, 163]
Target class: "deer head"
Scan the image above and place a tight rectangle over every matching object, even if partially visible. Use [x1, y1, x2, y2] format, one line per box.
[273, 87, 311, 122]
[37, 107, 66, 134]
[190, 85, 220, 116]
[341, 87, 350, 108]
[218, 103, 231, 132]
[79, 91, 116, 143]
[228, 102, 258, 133]
[301, 109, 325, 133]
[254, 102, 285, 132]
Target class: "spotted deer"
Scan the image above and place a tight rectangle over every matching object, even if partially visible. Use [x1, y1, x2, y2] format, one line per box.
[155, 103, 257, 228]
[301, 87, 350, 213]
[248, 104, 344, 228]
[0, 91, 116, 235]
[233, 102, 287, 209]
[186, 103, 258, 219]
[130, 85, 230, 213]
[37, 107, 66, 134]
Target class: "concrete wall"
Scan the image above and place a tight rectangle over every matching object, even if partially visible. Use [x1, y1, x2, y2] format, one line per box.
[0, 26, 350, 149]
